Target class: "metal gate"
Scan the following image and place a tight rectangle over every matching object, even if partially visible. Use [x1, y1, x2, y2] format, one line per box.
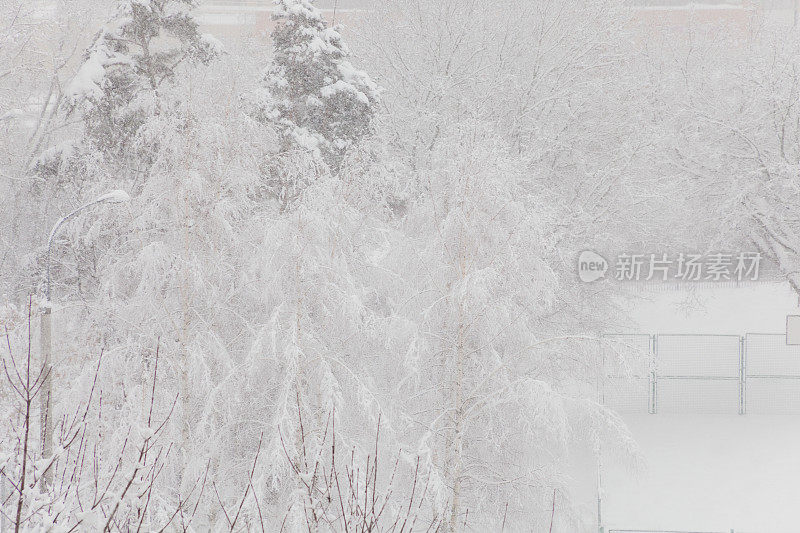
[601, 333, 800, 414]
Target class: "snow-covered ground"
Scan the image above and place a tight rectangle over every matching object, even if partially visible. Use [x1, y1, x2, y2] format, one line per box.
[570, 284, 800, 533]
[602, 414, 800, 533]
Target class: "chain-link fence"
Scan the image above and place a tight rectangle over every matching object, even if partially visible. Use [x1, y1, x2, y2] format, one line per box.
[602, 334, 653, 414]
[607, 527, 759, 532]
[601, 333, 800, 414]
[607, 530, 748, 533]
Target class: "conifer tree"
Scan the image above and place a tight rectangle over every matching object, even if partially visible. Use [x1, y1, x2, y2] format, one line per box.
[41, 0, 221, 175]
[257, 0, 379, 170]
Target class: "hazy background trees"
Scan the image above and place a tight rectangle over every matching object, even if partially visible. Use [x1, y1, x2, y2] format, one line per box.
[648, 21, 800, 295]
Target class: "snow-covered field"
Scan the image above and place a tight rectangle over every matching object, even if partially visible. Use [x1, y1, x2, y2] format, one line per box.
[573, 284, 800, 533]
[602, 414, 800, 533]
[566, 413, 800, 532]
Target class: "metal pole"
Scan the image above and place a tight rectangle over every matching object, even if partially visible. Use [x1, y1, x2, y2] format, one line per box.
[39, 306, 53, 488]
[38, 190, 129, 490]
[39, 220, 59, 490]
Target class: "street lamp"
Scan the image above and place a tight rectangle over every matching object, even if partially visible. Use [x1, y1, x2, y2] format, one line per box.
[40, 189, 130, 487]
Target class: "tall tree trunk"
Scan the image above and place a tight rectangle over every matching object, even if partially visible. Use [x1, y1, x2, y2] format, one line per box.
[447, 255, 467, 533]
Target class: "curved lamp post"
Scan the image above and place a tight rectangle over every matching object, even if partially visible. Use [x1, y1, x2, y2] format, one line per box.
[40, 189, 130, 487]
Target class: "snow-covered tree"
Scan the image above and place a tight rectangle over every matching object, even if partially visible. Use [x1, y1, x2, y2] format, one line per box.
[353, 1, 656, 528]
[648, 22, 800, 294]
[0, 4, 237, 523]
[255, 0, 379, 171]
[60, 53, 386, 528]
[37, 0, 221, 179]
[365, 121, 636, 531]
[717, 30, 800, 294]
[16, 0, 225, 329]
[0, 0, 105, 301]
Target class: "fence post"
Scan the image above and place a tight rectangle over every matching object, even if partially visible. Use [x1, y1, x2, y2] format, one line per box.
[650, 334, 658, 414]
[740, 335, 746, 415]
[596, 334, 604, 533]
